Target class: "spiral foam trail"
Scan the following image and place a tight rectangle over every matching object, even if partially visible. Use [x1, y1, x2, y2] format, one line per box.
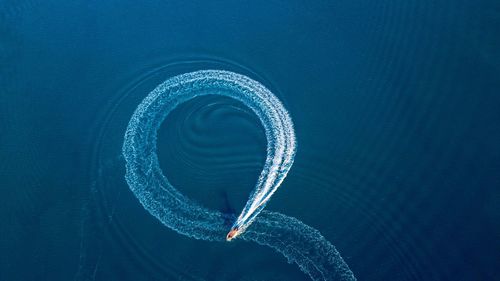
[122, 70, 356, 280]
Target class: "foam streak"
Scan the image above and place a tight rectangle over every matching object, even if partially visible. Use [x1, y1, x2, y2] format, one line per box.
[122, 70, 355, 280]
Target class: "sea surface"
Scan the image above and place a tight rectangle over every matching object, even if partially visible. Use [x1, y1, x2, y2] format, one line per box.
[1, 0, 499, 280]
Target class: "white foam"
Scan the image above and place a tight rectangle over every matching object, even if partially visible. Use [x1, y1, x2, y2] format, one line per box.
[122, 70, 356, 280]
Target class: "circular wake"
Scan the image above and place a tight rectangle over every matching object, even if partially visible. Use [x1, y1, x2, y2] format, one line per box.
[122, 70, 356, 280]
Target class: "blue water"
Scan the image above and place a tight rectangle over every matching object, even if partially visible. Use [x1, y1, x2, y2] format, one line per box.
[1, 0, 499, 280]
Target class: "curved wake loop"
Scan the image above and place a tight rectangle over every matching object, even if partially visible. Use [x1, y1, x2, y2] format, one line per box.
[122, 70, 356, 280]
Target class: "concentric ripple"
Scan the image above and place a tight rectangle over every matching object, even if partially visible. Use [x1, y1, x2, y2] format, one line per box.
[122, 69, 356, 281]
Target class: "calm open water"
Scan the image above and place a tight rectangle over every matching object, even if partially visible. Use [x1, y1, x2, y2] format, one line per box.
[1, 0, 499, 280]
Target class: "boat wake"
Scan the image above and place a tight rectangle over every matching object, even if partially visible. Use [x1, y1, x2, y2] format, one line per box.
[122, 70, 356, 280]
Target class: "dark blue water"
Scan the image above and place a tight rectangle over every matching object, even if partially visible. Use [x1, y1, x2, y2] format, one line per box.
[1, 0, 499, 280]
